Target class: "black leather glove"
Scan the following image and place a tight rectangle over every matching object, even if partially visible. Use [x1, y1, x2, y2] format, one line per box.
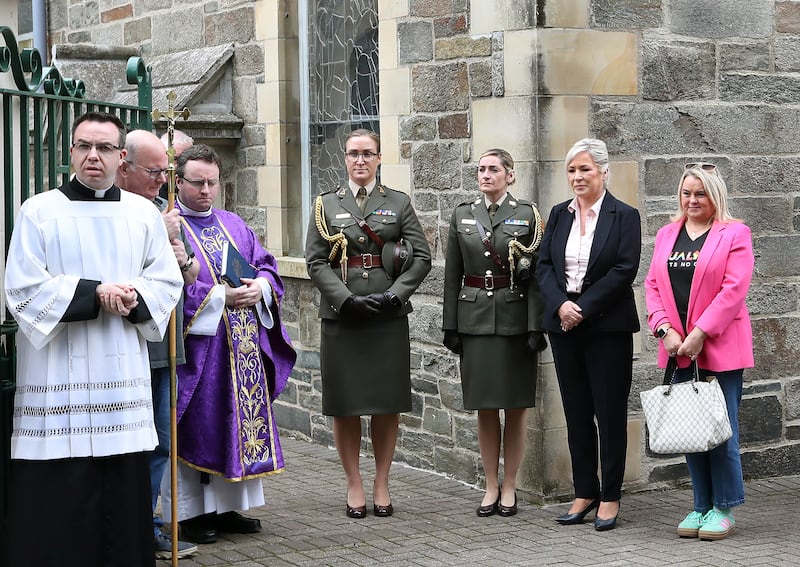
[527, 331, 548, 354]
[443, 330, 462, 354]
[341, 294, 382, 320]
[380, 291, 403, 312]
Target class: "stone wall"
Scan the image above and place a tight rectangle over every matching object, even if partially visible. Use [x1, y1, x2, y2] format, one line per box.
[284, 0, 800, 501]
[43, 0, 280, 243]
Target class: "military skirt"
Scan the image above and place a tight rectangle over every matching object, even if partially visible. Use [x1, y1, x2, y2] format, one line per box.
[459, 334, 537, 410]
[320, 315, 411, 416]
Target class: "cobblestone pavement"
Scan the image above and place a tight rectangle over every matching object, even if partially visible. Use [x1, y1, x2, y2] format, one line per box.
[162, 436, 800, 566]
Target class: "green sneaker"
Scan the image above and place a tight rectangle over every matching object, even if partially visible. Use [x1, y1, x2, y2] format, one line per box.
[676, 510, 705, 538]
[698, 508, 735, 540]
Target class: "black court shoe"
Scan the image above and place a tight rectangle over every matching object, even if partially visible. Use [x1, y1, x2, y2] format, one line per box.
[476, 493, 500, 517]
[555, 498, 599, 525]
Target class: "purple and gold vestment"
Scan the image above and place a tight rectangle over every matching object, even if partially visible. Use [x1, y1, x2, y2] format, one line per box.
[178, 207, 296, 481]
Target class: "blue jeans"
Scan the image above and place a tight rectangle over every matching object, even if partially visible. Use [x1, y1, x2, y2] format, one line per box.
[673, 366, 745, 512]
[149, 367, 171, 536]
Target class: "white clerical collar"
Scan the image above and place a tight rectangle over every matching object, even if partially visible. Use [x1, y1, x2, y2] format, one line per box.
[73, 174, 113, 197]
[178, 197, 213, 217]
[348, 179, 377, 197]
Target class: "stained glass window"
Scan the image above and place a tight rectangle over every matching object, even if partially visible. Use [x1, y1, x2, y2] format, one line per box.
[303, 0, 379, 199]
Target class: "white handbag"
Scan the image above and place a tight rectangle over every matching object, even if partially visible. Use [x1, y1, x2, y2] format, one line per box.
[640, 359, 733, 454]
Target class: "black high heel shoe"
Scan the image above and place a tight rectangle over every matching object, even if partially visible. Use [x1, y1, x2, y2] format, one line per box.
[555, 498, 599, 525]
[497, 492, 517, 517]
[373, 502, 394, 517]
[594, 502, 619, 531]
[476, 492, 500, 517]
[346, 491, 367, 519]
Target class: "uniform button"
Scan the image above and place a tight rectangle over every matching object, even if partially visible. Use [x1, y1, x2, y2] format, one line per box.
[465, 228, 471, 233]
[486, 231, 491, 237]
[484, 251, 491, 257]
[487, 291, 494, 297]
[358, 236, 365, 243]
[485, 269, 492, 275]
[514, 231, 519, 236]
[362, 272, 369, 279]
[461, 294, 466, 299]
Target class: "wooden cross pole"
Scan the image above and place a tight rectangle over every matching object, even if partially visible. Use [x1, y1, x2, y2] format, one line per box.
[152, 91, 190, 567]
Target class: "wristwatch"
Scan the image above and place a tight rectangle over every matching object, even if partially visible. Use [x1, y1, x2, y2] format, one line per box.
[180, 256, 194, 272]
[656, 326, 669, 339]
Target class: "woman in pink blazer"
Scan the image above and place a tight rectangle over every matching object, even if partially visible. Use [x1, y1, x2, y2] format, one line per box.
[644, 163, 754, 542]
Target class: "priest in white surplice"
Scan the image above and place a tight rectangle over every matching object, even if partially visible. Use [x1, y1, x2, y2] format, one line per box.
[2, 112, 183, 567]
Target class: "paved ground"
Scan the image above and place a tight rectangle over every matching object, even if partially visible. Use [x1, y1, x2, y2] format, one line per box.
[161, 436, 800, 566]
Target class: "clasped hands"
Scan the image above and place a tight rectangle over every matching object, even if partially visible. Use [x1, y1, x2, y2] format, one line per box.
[224, 277, 263, 309]
[662, 327, 707, 361]
[341, 292, 401, 320]
[97, 283, 138, 316]
[558, 300, 583, 332]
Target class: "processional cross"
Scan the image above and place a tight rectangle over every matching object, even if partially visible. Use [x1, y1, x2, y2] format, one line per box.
[151, 90, 190, 567]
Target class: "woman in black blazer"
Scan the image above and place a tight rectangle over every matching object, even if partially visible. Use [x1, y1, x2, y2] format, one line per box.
[536, 138, 641, 531]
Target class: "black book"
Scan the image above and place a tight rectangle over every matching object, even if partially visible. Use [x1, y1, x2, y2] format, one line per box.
[221, 241, 256, 287]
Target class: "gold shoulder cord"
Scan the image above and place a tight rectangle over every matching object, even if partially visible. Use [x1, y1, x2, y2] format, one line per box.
[314, 195, 349, 282]
[508, 204, 544, 290]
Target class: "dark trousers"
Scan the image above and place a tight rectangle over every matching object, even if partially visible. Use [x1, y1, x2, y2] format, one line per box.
[3, 452, 155, 567]
[550, 328, 633, 502]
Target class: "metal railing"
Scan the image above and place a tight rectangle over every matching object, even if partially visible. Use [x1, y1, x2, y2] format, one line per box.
[0, 25, 153, 519]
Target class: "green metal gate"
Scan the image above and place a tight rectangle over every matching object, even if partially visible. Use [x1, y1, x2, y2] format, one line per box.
[0, 25, 154, 520]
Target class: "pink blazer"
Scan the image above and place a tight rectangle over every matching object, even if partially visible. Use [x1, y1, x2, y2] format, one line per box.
[645, 220, 754, 372]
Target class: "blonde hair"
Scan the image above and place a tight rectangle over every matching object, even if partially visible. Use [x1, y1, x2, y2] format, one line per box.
[478, 148, 516, 185]
[672, 166, 739, 223]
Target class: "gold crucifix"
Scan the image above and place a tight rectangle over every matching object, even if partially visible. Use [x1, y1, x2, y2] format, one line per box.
[153, 90, 191, 170]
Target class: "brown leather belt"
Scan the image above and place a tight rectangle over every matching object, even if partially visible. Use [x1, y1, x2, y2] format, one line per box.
[463, 274, 510, 290]
[333, 254, 383, 269]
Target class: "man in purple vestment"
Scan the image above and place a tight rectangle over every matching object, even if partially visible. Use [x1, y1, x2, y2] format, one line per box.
[160, 145, 296, 545]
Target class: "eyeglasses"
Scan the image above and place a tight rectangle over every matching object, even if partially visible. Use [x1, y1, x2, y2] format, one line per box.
[180, 176, 220, 189]
[72, 142, 122, 155]
[345, 151, 379, 162]
[126, 161, 168, 181]
[684, 162, 717, 172]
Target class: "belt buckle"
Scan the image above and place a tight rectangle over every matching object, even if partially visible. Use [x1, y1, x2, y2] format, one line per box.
[362, 253, 373, 269]
[484, 274, 494, 290]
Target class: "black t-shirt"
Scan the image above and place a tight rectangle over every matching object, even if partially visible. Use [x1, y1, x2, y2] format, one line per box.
[668, 226, 709, 329]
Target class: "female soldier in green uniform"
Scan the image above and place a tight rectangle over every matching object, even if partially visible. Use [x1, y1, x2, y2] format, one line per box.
[442, 148, 546, 517]
[305, 129, 431, 518]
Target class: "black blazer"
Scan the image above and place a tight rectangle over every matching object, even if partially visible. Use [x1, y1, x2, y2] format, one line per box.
[536, 191, 641, 333]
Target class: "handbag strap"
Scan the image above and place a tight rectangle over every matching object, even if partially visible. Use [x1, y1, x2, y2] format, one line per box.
[664, 357, 701, 394]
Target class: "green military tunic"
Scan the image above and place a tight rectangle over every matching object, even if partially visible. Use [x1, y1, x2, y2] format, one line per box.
[442, 193, 544, 410]
[306, 184, 432, 416]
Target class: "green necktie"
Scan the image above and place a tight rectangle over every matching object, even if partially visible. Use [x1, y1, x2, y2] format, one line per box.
[357, 187, 367, 213]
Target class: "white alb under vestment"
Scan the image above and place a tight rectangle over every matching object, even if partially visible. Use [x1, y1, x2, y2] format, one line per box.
[4, 185, 183, 461]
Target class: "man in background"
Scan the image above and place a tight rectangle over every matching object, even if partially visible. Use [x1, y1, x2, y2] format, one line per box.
[116, 129, 200, 560]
